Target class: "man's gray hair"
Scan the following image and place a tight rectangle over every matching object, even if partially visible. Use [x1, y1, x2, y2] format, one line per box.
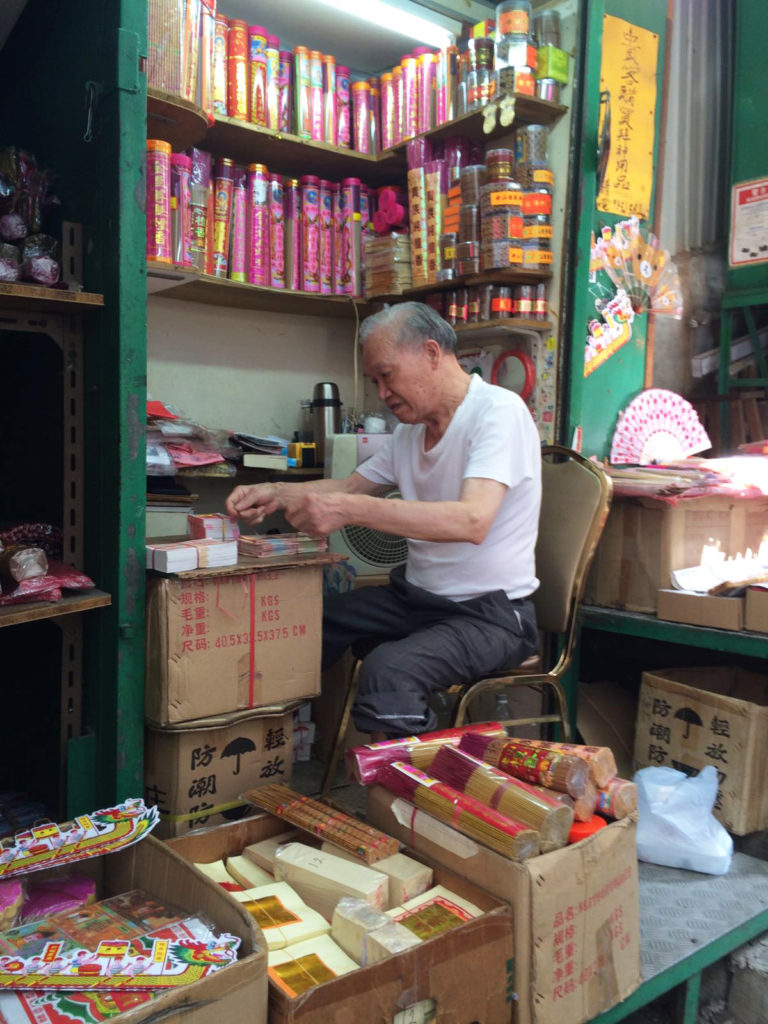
[359, 302, 457, 353]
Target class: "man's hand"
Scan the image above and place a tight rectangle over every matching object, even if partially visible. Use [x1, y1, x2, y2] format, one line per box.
[283, 492, 347, 538]
[225, 482, 280, 524]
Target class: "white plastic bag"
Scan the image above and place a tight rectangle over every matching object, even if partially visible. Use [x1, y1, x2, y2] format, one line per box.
[634, 764, 733, 875]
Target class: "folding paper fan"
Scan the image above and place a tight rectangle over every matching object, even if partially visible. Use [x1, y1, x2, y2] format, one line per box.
[597, 217, 683, 318]
[610, 389, 711, 465]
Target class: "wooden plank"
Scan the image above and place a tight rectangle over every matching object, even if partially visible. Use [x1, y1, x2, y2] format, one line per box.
[0, 590, 111, 628]
[147, 88, 208, 151]
[158, 552, 345, 580]
[0, 283, 104, 312]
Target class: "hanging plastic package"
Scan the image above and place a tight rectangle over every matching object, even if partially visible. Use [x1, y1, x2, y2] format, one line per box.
[634, 764, 733, 876]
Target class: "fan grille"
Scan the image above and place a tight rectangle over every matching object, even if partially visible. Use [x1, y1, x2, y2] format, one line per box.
[339, 524, 408, 568]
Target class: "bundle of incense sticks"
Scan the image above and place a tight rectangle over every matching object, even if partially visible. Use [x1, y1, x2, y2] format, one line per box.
[459, 734, 590, 798]
[377, 762, 539, 862]
[524, 740, 617, 788]
[596, 777, 637, 820]
[523, 782, 599, 823]
[242, 785, 399, 864]
[345, 722, 508, 785]
[429, 745, 573, 852]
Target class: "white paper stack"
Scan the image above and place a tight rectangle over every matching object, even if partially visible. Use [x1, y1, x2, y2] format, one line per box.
[387, 885, 482, 938]
[331, 896, 391, 964]
[274, 842, 389, 921]
[188, 513, 240, 541]
[193, 860, 244, 892]
[268, 936, 359, 996]
[225, 855, 274, 890]
[145, 538, 238, 572]
[233, 881, 330, 950]
[319, 845, 433, 910]
[243, 831, 301, 872]
[363, 920, 423, 965]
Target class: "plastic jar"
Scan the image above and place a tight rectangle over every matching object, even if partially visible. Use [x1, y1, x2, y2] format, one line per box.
[490, 284, 513, 319]
[440, 231, 458, 275]
[533, 281, 547, 320]
[495, 0, 532, 68]
[458, 202, 480, 243]
[460, 165, 488, 204]
[534, 10, 561, 47]
[514, 124, 549, 164]
[485, 148, 515, 182]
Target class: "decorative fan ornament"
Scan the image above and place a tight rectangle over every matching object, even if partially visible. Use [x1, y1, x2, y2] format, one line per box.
[610, 389, 712, 465]
[597, 217, 683, 318]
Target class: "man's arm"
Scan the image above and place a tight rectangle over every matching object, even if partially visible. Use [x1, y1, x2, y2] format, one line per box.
[282, 476, 507, 543]
[225, 471, 383, 525]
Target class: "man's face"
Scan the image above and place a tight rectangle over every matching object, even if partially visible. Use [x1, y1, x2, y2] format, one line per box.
[362, 329, 435, 423]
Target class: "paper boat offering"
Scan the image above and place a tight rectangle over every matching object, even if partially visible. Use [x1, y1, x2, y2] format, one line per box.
[0, 933, 239, 991]
[0, 799, 159, 879]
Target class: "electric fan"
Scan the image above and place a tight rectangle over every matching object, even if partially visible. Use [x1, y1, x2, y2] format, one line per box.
[610, 389, 711, 465]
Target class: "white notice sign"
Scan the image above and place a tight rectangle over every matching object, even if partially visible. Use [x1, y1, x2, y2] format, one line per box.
[729, 177, 768, 267]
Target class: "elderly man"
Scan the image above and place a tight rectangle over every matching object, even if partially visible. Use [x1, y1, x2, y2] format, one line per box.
[226, 302, 541, 738]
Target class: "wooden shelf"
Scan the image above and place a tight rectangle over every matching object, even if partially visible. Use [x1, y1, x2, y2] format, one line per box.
[455, 319, 553, 343]
[205, 116, 405, 186]
[0, 590, 111, 629]
[146, 262, 372, 318]
[0, 283, 104, 314]
[147, 88, 209, 151]
[372, 267, 552, 304]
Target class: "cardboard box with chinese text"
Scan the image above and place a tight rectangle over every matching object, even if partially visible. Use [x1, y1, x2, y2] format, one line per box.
[584, 494, 768, 613]
[366, 786, 640, 1024]
[145, 710, 293, 839]
[745, 585, 768, 632]
[168, 813, 517, 1024]
[656, 589, 744, 630]
[146, 558, 326, 726]
[634, 666, 768, 834]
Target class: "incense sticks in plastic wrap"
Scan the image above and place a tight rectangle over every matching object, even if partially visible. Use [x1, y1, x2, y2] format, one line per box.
[429, 745, 573, 852]
[377, 762, 538, 862]
[459, 733, 590, 799]
[346, 722, 507, 786]
[524, 740, 617, 787]
[242, 785, 399, 864]
[596, 777, 637, 820]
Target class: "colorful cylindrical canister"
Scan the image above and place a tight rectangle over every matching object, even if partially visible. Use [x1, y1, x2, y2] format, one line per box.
[284, 177, 301, 289]
[340, 177, 362, 295]
[332, 183, 344, 293]
[265, 36, 280, 129]
[187, 147, 211, 273]
[336, 65, 351, 147]
[249, 25, 268, 126]
[170, 152, 192, 267]
[278, 50, 293, 133]
[198, 0, 216, 120]
[182, 0, 202, 104]
[352, 81, 371, 154]
[146, 140, 172, 264]
[309, 50, 324, 141]
[269, 173, 285, 289]
[230, 166, 248, 282]
[400, 56, 419, 141]
[247, 163, 270, 286]
[322, 54, 337, 145]
[381, 72, 395, 150]
[212, 14, 229, 115]
[319, 179, 333, 294]
[392, 65, 403, 145]
[212, 157, 236, 277]
[368, 79, 380, 154]
[227, 19, 249, 120]
[300, 175, 321, 292]
[417, 51, 436, 135]
[293, 46, 312, 139]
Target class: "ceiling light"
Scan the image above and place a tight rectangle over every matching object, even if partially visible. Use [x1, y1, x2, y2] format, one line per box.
[311, 0, 459, 49]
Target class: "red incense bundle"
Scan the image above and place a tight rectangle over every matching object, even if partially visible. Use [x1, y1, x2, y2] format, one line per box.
[460, 734, 590, 798]
[377, 762, 539, 862]
[430, 745, 573, 852]
[524, 740, 617, 787]
[345, 722, 507, 785]
[596, 777, 637, 820]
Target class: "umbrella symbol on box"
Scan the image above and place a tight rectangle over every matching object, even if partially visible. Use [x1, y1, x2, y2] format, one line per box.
[221, 737, 256, 775]
[674, 707, 703, 740]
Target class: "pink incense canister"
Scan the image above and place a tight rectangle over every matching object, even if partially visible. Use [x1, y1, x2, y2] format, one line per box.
[310, 50, 324, 141]
[322, 54, 337, 145]
[265, 35, 280, 129]
[248, 25, 268, 126]
[300, 175, 321, 292]
[269, 173, 285, 288]
[247, 163, 269, 285]
[319, 179, 333, 294]
[336, 65, 351, 147]
[212, 157, 236, 277]
[230, 166, 248, 282]
[170, 152, 193, 267]
[146, 140, 172, 264]
[278, 50, 293, 132]
[284, 177, 301, 289]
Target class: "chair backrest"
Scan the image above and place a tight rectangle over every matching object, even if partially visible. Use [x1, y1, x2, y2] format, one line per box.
[532, 446, 612, 641]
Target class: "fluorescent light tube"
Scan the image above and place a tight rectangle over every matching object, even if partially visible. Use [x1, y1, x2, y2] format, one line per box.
[311, 0, 458, 48]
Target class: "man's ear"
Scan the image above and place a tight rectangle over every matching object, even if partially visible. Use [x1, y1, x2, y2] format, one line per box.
[424, 338, 441, 365]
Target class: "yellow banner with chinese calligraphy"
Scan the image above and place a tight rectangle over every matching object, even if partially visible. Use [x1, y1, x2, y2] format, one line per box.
[597, 15, 659, 220]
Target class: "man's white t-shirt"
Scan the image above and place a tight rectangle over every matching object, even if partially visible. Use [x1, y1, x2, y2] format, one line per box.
[355, 374, 542, 602]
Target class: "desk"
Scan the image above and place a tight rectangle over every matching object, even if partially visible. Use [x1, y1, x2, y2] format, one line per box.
[591, 853, 768, 1023]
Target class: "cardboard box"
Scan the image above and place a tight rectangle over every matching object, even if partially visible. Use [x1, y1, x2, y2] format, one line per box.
[634, 666, 768, 834]
[745, 585, 768, 632]
[657, 588, 744, 630]
[146, 562, 323, 725]
[6, 834, 267, 1024]
[367, 787, 640, 1024]
[584, 494, 768, 613]
[168, 813, 517, 1024]
[145, 710, 294, 838]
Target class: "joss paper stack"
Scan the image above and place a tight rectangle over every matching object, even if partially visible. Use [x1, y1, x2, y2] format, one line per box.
[364, 233, 412, 297]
